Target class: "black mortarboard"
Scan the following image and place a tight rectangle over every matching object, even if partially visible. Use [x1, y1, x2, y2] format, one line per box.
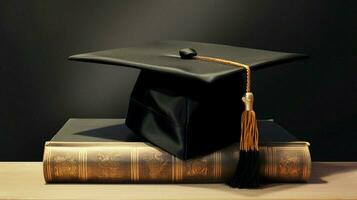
[69, 40, 307, 188]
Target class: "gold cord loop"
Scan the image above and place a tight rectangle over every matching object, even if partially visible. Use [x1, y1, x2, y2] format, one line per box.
[194, 55, 251, 93]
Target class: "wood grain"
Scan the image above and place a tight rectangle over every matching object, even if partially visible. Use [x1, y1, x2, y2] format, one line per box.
[0, 162, 357, 200]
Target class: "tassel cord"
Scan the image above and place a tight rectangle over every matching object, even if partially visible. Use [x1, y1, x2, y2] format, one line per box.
[194, 56, 251, 93]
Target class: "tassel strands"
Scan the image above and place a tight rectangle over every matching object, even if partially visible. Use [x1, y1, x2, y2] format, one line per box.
[229, 92, 260, 188]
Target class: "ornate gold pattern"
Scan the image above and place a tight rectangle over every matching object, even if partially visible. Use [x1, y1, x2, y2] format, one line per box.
[89, 147, 131, 180]
[43, 142, 310, 183]
[144, 151, 169, 179]
[186, 158, 208, 177]
[52, 152, 78, 179]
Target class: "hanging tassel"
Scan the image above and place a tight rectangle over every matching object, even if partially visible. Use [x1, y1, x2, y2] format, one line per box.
[228, 92, 260, 188]
[179, 48, 260, 188]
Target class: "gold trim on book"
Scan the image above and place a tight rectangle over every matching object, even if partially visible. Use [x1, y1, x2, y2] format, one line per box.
[272, 146, 277, 177]
[43, 144, 48, 181]
[171, 156, 175, 182]
[213, 152, 217, 179]
[43, 144, 52, 182]
[174, 157, 183, 182]
[43, 140, 311, 183]
[302, 146, 311, 181]
[130, 147, 139, 182]
[78, 150, 87, 182]
[137, 147, 140, 181]
[213, 152, 222, 180]
[217, 152, 220, 179]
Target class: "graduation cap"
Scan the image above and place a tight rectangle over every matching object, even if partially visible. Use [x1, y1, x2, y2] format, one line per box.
[69, 40, 307, 188]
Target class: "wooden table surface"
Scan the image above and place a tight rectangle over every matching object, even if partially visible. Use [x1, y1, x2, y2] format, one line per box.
[0, 162, 357, 200]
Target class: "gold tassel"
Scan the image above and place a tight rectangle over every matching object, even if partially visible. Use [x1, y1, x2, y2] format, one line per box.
[240, 92, 259, 152]
[228, 92, 260, 188]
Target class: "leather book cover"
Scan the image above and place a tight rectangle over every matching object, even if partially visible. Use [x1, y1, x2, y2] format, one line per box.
[43, 119, 311, 183]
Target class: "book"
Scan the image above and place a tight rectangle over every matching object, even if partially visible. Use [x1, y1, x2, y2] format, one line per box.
[43, 119, 311, 183]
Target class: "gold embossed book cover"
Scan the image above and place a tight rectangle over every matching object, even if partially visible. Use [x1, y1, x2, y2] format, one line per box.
[43, 119, 311, 183]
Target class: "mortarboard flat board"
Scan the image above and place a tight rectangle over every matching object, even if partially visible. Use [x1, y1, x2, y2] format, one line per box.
[69, 40, 307, 161]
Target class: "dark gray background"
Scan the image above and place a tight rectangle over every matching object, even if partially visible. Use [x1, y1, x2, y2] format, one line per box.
[1, 0, 356, 161]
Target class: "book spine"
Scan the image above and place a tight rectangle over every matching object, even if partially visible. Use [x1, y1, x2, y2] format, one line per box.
[43, 142, 311, 183]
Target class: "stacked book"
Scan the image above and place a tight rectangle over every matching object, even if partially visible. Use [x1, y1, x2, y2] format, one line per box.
[43, 118, 311, 183]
